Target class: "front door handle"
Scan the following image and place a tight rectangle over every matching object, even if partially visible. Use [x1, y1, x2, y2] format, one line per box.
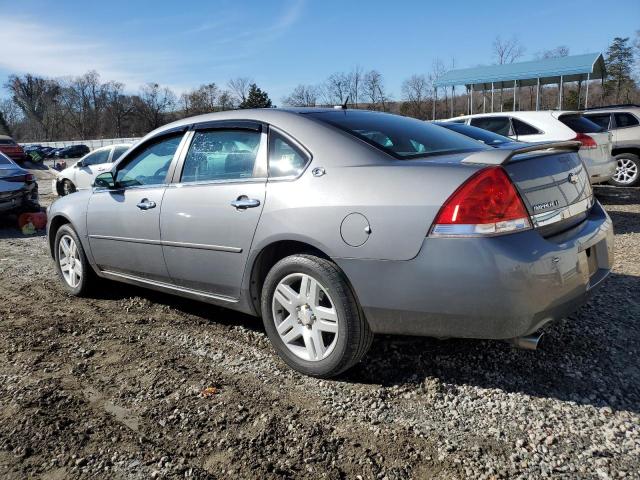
[136, 198, 156, 210]
[231, 195, 261, 210]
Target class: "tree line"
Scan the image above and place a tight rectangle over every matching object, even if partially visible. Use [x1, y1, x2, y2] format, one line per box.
[1, 33, 638, 142]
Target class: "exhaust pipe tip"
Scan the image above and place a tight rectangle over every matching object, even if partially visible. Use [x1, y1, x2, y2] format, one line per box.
[506, 332, 543, 350]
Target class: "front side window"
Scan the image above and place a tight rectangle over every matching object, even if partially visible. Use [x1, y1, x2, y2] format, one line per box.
[83, 149, 110, 166]
[180, 129, 261, 183]
[470, 117, 512, 136]
[512, 118, 541, 136]
[584, 113, 611, 130]
[306, 110, 484, 159]
[269, 132, 309, 177]
[614, 113, 639, 128]
[116, 134, 183, 187]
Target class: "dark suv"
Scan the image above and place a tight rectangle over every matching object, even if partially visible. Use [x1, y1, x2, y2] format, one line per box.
[55, 144, 91, 159]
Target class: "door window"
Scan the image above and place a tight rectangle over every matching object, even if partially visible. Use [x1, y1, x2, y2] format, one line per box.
[584, 113, 611, 130]
[83, 149, 111, 166]
[268, 131, 310, 177]
[111, 146, 129, 162]
[470, 117, 512, 136]
[116, 134, 183, 187]
[180, 129, 261, 182]
[614, 113, 639, 128]
[512, 118, 541, 136]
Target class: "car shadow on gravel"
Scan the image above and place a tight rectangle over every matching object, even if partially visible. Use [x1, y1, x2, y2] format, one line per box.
[0, 220, 46, 239]
[608, 210, 640, 234]
[594, 185, 640, 205]
[342, 271, 640, 415]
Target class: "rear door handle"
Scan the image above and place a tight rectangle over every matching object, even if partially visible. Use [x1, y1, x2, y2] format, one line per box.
[231, 196, 261, 210]
[136, 198, 156, 210]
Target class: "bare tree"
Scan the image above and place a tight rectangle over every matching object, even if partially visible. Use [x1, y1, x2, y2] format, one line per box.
[59, 71, 107, 139]
[134, 83, 176, 133]
[0, 99, 21, 136]
[349, 66, 365, 107]
[362, 70, 389, 111]
[104, 81, 134, 138]
[217, 90, 235, 111]
[282, 84, 319, 106]
[493, 36, 525, 111]
[400, 74, 430, 119]
[322, 72, 352, 105]
[181, 83, 220, 115]
[5, 74, 62, 140]
[227, 77, 252, 105]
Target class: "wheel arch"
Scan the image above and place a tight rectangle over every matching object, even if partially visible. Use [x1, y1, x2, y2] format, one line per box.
[612, 146, 640, 157]
[48, 214, 72, 258]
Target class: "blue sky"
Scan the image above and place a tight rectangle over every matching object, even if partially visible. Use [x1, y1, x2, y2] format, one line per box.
[0, 0, 638, 102]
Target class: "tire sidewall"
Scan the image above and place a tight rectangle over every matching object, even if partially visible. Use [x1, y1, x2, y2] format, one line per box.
[609, 154, 640, 187]
[54, 224, 90, 295]
[261, 256, 357, 377]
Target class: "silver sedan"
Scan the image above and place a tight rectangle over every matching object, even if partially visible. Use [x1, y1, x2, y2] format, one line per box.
[46, 108, 614, 377]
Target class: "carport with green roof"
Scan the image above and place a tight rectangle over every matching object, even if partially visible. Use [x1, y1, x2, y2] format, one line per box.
[434, 53, 606, 116]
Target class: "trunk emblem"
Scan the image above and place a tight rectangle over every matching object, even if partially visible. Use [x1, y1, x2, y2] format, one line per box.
[568, 173, 578, 184]
[532, 200, 560, 212]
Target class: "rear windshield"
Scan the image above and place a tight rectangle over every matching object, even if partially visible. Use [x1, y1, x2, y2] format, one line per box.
[305, 110, 485, 159]
[0, 153, 12, 165]
[436, 122, 514, 146]
[0, 139, 16, 145]
[559, 114, 604, 134]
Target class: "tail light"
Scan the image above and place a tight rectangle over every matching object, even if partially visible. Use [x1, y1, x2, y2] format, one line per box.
[6, 174, 35, 183]
[430, 167, 531, 237]
[25, 173, 35, 183]
[573, 133, 597, 149]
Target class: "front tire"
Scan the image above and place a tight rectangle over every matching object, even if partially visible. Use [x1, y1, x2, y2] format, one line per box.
[608, 153, 639, 187]
[261, 254, 373, 378]
[54, 224, 95, 296]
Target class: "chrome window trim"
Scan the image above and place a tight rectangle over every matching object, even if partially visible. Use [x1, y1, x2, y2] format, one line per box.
[531, 196, 594, 228]
[89, 234, 242, 253]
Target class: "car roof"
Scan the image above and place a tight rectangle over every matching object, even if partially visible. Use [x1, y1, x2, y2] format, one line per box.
[583, 106, 640, 114]
[448, 110, 581, 122]
[0, 135, 14, 141]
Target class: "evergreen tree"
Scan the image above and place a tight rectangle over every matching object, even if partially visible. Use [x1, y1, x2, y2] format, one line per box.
[605, 37, 635, 103]
[238, 84, 272, 109]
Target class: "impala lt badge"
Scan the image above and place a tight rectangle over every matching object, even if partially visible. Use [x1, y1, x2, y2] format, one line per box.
[532, 200, 560, 212]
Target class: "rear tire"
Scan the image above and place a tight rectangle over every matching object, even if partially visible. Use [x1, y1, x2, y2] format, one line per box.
[608, 153, 639, 187]
[54, 224, 95, 296]
[261, 254, 373, 378]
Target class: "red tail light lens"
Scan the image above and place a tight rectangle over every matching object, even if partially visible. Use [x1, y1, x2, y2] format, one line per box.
[430, 167, 531, 237]
[25, 173, 35, 183]
[574, 133, 597, 149]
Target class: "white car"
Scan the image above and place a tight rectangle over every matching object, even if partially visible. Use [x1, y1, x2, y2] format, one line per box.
[444, 111, 616, 184]
[54, 144, 131, 195]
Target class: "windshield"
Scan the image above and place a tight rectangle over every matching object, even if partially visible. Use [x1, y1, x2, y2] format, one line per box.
[558, 114, 605, 134]
[305, 110, 485, 159]
[435, 122, 514, 146]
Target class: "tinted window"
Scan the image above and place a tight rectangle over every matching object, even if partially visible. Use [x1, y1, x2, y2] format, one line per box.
[0, 139, 15, 145]
[614, 113, 639, 128]
[437, 122, 514, 146]
[470, 117, 511, 136]
[584, 113, 611, 130]
[116, 134, 183, 187]
[558, 114, 604, 133]
[181, 130, 260, 183]
[83, 149, 110, 166]
[112, 146, 129, 161]
[0, 153, 12, 165]
[512, 118, 541, 136]
[306, 111, 484, 159]
[269, 132, 309, 177]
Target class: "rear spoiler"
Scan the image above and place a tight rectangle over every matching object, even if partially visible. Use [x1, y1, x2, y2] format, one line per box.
[461, 141, 581, 166]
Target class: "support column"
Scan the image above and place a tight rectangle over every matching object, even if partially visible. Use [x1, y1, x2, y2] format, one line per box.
[483, 85, 486, 113]
[491, 82, 494, 112]
[585, 73, 590, 109]
[559, 75, 563, 109]
[513, 80, 517, 111]
[433, 86, 437, 120]
[470, 85, 473, 114]
[535, 78, 540, 111]
[451, 86, 454, 117]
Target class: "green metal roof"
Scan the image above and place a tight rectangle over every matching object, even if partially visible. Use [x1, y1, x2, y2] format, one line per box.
[435, 53, 605, 89]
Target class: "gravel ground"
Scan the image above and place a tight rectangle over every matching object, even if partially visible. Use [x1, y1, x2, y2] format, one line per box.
[0, 175, 638, 479]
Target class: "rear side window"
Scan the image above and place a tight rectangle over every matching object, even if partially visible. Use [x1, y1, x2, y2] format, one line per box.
[0, 139, 15, 145]
[470, 117, 512, 136]
[614, 113, 639, 128]
[512, 118, 541, 136]
[558, 114, 604, 133]
[269, 131, 309, 177]
[437, 122, 513, 146]
[306, 111, 484, 159]
[584, 113, 611, 130]
[112, 146, 129, 161]
[180, 129, 261, 183]
[83, 149, 110, 166]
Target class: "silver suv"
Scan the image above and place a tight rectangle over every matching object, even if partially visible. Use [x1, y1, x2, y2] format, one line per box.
[583, 105, 640, 187]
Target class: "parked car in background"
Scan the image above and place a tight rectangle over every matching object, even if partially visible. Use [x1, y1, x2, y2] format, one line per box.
[55, 144, 90, 159]
[0, 135, 28, 163]
[445, 111, 616, 184]
[0, 152, 39, 214]
[54, 143, 131, 195]
[433, 121, 523, 148]
[583, 105, 640, 187]
[47, 109, 613, 377]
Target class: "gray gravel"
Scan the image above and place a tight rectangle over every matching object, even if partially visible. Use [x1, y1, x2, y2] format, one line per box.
[0, 182, 638, 479]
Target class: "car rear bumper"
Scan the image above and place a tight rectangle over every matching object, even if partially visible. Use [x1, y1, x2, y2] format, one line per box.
[586, 159, 617, 183]
[335, 201, 614, 339]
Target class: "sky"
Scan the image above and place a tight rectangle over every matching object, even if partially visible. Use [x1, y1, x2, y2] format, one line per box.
[0, 0, 638, 102]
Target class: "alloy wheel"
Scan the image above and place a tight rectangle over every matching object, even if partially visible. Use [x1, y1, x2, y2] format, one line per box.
[272, 273, 339, 362]
[613, 158, 638, 185]
[58, 234, 82, 288]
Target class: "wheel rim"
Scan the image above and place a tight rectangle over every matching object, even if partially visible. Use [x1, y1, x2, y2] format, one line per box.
[272, 273, 339, 362]
[63, 182, 73, 195]
[613, 158, 638, 185]
[58, 234, 82, 288]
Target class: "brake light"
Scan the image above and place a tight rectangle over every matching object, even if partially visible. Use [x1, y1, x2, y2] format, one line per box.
[430, 167, 531, 237]
[25, 173, 35, 183]
[573, 133, 597, 149]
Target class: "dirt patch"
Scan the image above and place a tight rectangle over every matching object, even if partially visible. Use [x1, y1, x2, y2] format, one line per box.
[0, 185, 638, 479]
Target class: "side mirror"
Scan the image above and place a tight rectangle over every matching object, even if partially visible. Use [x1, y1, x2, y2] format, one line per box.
[94, 172, 116, 189]
[76, 160, 84, 168]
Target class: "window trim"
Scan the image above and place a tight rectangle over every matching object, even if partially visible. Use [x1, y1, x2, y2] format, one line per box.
[470, 116, 515, 137]
[612, 112, 640, 130]
[169, 120, 268, 186]
[511, 117, 543, 136]
[267, 125, 312, 181]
